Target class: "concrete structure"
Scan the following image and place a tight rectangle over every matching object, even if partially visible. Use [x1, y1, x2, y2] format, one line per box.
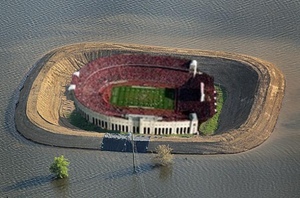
[69, 54, 216, 135]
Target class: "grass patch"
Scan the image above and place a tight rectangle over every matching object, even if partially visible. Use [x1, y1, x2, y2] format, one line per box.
[161, 134, 194, 138]
[110, 86, 175, 110]
[66, 111, 109, 132]
[200, 85, 227, 135]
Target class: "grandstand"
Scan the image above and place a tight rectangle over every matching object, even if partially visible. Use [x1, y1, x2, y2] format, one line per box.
[69, 54, 216, 135]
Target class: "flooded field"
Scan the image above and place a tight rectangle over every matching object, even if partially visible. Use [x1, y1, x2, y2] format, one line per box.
[1, 0, 300, 197]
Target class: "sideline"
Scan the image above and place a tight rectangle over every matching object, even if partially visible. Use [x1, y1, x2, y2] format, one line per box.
[14, 43, 285, 154]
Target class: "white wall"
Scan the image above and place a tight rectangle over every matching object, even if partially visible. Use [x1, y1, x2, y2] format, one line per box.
[73, 96, 198, 135]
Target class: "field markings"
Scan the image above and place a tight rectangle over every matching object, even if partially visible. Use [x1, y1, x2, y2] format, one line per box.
[110, 85, 175, 110]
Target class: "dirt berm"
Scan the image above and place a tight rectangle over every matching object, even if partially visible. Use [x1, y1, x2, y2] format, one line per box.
[15, 43, 285, 154]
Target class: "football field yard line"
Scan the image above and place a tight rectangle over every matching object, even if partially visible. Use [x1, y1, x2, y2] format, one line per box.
[111, 85, 175, 110]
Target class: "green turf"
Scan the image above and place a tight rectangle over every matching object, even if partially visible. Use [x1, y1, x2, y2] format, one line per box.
[199, 85, 227, 135]
[110, 86, 175, 110]
[67, 111, 104, 132]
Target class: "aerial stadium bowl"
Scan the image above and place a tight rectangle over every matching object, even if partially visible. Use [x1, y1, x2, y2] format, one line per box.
[15, 43, 285, 154]
[69, 53, 217, 136]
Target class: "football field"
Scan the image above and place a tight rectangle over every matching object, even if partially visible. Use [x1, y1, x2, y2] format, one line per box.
[110, 86, 175, 110]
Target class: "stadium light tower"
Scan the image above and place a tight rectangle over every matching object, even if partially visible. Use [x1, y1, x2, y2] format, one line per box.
[129, 132, 137, 173]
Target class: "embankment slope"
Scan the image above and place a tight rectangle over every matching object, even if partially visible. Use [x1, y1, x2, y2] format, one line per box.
[15, 43, 285, 154]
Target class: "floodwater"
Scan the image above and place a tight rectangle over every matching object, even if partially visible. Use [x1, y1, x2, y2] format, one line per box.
[1, 0, 300, 197]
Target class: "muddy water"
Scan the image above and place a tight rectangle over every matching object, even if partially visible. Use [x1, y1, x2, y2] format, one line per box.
[1, 0, 300, 197]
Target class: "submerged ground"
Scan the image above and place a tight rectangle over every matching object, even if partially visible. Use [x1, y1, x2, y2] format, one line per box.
[2, 1, 299, 197]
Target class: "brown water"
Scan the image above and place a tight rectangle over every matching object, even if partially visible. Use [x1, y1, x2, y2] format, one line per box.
[1, 0, 300, 197]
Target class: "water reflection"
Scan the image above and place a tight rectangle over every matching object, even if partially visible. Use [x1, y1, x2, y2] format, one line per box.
[105, 163, 153, 180]
[158, 165, 173, 181]
[51, 177, 69, 198]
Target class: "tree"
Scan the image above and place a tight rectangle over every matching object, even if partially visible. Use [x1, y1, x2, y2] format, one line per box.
[152, 145, 174, 166]
[50, 155, 70, 179]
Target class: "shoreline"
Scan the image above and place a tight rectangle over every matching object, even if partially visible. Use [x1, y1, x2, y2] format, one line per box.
[14, 42, 285, 154]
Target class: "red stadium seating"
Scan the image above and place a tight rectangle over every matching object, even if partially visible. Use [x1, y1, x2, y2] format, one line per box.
[71, 54, 216, 122]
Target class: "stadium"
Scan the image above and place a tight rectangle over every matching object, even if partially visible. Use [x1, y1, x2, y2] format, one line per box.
[68, 54, 217, 135]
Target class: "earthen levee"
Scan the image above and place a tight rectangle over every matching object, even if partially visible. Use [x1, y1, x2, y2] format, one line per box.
[14, 43, 285, 154]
